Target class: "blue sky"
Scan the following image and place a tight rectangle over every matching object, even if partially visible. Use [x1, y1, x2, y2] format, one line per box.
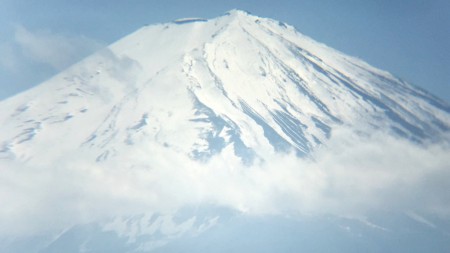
[1, 0, 449, 102]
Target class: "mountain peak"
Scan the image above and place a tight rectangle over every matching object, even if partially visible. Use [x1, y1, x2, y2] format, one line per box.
[170, 9, 254, 26]
[1, 10, 449, 165]
[225, 9, 253, 17]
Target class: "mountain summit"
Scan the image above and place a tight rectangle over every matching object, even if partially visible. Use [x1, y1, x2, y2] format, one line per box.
[1, 10, 450, 253]
[1, 9, 449, 164]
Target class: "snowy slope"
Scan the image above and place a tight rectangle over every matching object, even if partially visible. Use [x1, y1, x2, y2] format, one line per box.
[1, 10, 449, 166]
[1, 10, 450, 253]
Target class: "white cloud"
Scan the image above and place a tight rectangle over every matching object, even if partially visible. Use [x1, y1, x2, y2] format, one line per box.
[0, 25, 105, 100]
[0, 127, 450, 236]
[0, 42, 19, 72]
[192, 129, 450, 217]
[14, 25, 104, 70]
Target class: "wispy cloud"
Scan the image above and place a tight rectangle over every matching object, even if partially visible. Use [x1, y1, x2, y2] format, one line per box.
[0, 128, 449, 236]
[14, 25, 104, 70]
[0, 42, 19, 72]
[0, 25, 105, 100]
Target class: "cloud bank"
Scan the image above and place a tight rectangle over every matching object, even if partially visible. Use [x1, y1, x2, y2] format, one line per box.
[1, 128, 450, 236]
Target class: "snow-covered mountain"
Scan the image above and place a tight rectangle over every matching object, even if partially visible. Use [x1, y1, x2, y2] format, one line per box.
[1, 10, 449, 164]
[1, 10, 450, 253]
